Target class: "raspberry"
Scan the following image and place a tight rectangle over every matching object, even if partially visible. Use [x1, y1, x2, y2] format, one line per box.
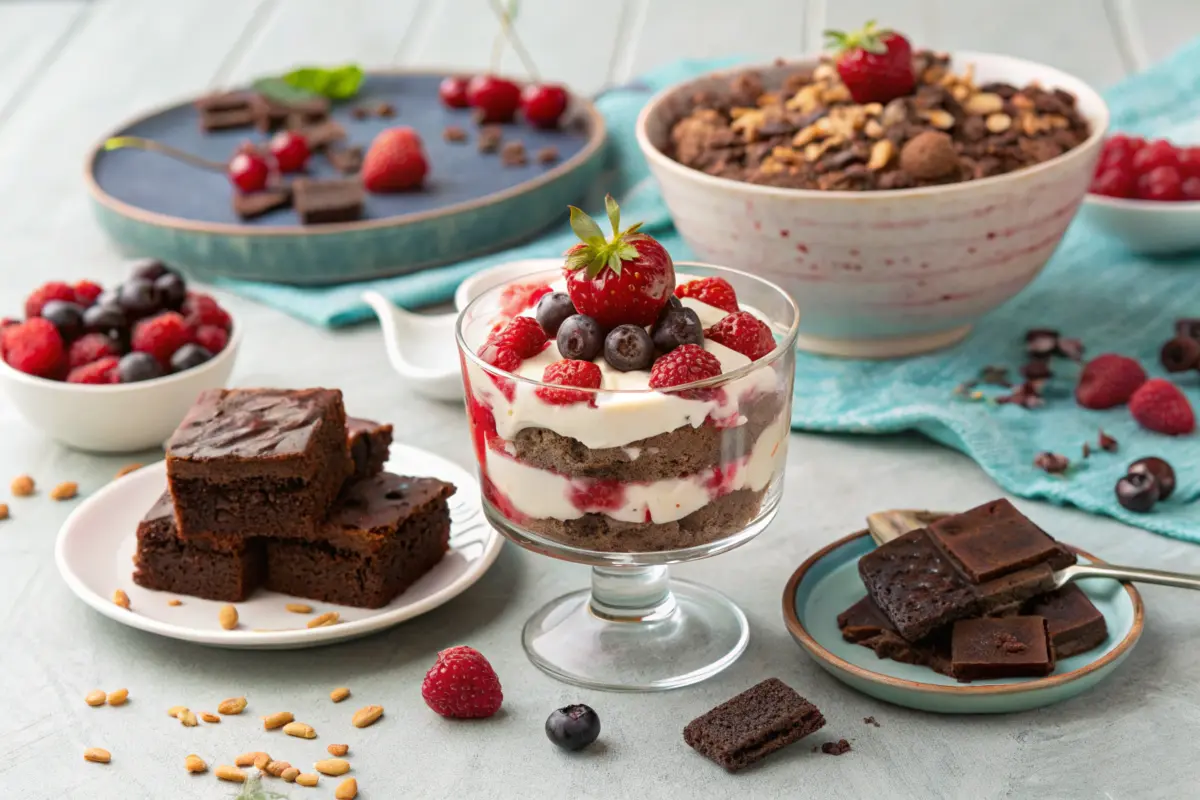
[704, 311, 776, 360]
[72, 280, 104, 307]
[23, 282, 76, 318]
[498, 282, 552, 318]
[488, 316, 548, 358]
[649, 343, 722, 390]
[132, 312, 191, 365]
[535, 359, 602, 405]
[2, 318, 65, 378]
[68, 333, 120, 369]
[1129, 379, 1195, 435]
[182, 292, 232, 331]
[478, 343, 522, 401]
[420, 645, 503, 719]
[567, 479, 625, 511]
[67, 356, 120, 385]
[192, 325, 228, 354]
[1131, 140, 1178, 175]
[675, 277, 739, 312]
[1075, 354, 1147, 409]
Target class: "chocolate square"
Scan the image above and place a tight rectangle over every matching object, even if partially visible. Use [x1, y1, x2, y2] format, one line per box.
[1025, 585, 1108, 658]
[951, 616, 1054, 681]
[233, 188, 292, 220]
[292, 178, 364, 225]
[927, 499, 1075, 582]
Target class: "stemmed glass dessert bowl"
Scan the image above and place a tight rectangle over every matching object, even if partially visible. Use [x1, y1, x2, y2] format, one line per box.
[456, 263, 799, 691]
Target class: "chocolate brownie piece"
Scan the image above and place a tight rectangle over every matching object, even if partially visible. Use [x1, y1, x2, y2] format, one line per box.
[837, 595, 952, 676]
[927, 499, 1075, 582]
[265, 474, 454, 608]
[132, 492, 265, 601]
[292, 178, 363, 224]
[233, 188, 292, 220]
[684, 678, 825, 772]
[1025, 585, 1108, 658]
[166, 388, 352, 541]
[951, 616, 1054, 681]
[346, 417, 393, 482]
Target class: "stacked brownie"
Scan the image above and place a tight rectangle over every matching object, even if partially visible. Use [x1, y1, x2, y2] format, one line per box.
[133, 388, 455, 609]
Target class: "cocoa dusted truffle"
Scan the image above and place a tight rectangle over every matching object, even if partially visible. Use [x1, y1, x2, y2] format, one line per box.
[899, 130, 960, 180]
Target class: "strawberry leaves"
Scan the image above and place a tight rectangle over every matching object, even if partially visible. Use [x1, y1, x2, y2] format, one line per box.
[824, 20, 891, 56]
[565, 195, 645, 279]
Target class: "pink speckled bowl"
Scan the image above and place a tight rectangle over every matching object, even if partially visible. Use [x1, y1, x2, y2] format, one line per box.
[636, 53, 1109, 358]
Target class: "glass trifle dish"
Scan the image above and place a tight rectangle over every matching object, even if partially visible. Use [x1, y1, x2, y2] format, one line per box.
[456, 198, 799, 690]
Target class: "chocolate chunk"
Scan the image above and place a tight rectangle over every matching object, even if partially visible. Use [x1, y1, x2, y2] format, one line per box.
[1160, 336, 1200, 373]
[950, 617, 1054, 681]
[500, 140, 527, 166]
[898, 132, 959, 180]
[295, 119, 347, 151]
[351, 106, 371, 120]
[478, 125, 503, 153]
[1034, 452, 1070, 475]
[232, 188, 292, 220]
[996, 381, 1045, 409]
[1098, 430, 1118, 452]
[536, 146, 559, 165]
[326, 146, 364, 175]
[1082, 442, 1092, 459]
[1025, 585, 1107, 659]
[443, 125, 468, 143]
[1024, 328, 1059, 358]
[201, 108, 257, 132]
[821, 740, 852, 756]
[292, 178, 364, 224]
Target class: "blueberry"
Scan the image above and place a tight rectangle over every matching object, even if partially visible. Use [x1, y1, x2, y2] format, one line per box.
[1115, 471, 1159, 513]
[651, 307, 704, 353]
[1128, 457, 1175, 500]
[40, 300, 85, 341]
[535, 292, 577, 336]
[128, 258, 169, 282]
[155, 272, 187, 310]
[604, 324, 654, 371]
[117, 352, 164, 383]
[169, 343, 213, 372]
[545, 704, 600, 751]
[95, 286, 121, 309]
[118, 279, 160, 317]
[556, 314, 603, 361]
[83, 303, 127, 334]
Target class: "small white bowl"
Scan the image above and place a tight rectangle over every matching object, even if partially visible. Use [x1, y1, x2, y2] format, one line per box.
[0, 323, 241, 453]
[1079, 194, 1200, 255]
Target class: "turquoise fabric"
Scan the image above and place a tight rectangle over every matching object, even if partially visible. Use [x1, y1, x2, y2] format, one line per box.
[219, 45, 1200, 540]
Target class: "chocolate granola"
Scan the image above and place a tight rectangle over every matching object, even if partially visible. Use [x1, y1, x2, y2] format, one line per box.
[666, 51, 1090, 191]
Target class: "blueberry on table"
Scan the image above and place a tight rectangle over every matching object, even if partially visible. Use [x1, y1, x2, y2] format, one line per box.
[1115, 471, 1160, 513]
[39, 300, 85, 341]
[1127, 457, 1176, 500]
[118, 279, 160, 317]
[604, 324, 654, 371]
[556, 314, 603, 362]
[117, 351, 164, 383]
[154, 272, 187, 310]
[169, 343, 212, 373]
[535, 292, 577, 337]
[128, 258, 169, 282]
[651, 307, 704, 353]
[83, 303, 127, 335]
[545, 704, 600, 751]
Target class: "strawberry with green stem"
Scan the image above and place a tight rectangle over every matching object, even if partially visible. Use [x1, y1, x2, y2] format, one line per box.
[824, 21, 915, 104]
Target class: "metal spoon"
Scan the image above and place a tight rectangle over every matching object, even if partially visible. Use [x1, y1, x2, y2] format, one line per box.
[865, 508, 1200, 591]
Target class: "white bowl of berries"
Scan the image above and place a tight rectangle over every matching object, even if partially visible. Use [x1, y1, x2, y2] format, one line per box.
[0, 260, 240, 453]
[1081, 134, 1200, 255]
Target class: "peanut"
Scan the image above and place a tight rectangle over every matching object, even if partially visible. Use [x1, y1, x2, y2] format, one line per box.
[0, 503, 8, 520]
[217, 605, 238, 630]
[214, 765, 246, 783]
[285, 603, 313, 614]
[83, 748, 111, 764]
[199, 712, 220, 723]
[178, 709, 198, 727]
[49, 481, 78, 501]
[112, 589, 130, 610]
[281, 767, 301, 782]
[265, 760, 292, 778]
[283, 721, 317, 739]
[235, 752, 269, 768]
[85, 690, 106, 707]
[964, 92, 1004, 115]
[10, 475, 34, 496]
[217, 696, 247, 715]
[185, 754, 207, 774]
[315, 758, 350, 776]
[330, 687, 350, 703]
[986, 112, 1013, 133]
[263, 711, 294, 730]
[327, 743, 349, 757]
[867, 139, 895, 171]
[335, 778, 359, 800]
[296, 773, 319, 787]
[107, 688, 128, 707]
[307, 611, 339, 629]
[167, 705, 188, 718]
[167, 599, 182, 607]
[351, 705, 383, 728]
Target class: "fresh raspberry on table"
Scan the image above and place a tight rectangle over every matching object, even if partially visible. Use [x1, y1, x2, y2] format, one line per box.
[72, 280, 104, 307]
[535, 359, 602, 405]
[362, 127, 429, 192]
[23, 281, 77, 319]
[421, 645, 503, 719]
[704, 311, 776, 361]
[649, 343, 722, 390]
[675, 276, 739, 313]
[131, 312, 191, 365]
[1129, 379, 1195, 436]
[67, 356, 120, 385]
[2, 318, 65, 377]
[182, 292, 232, 331]
[192, 324, 228, 355]
[1075, 354, 1147, 409]
[825, 21, 915, 105]
[498, 282, 552, 318]
[488, 316, 548, 358]
[68, 333, 120, 369]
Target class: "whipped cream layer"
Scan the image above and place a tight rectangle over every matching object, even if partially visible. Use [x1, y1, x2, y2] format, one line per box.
[485, 412, 790, 524]
[465, 275, 784, 450]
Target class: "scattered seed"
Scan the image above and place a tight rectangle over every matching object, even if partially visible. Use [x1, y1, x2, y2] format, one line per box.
[265, 760, 292, 778]
[85, 690, 106, 707]
[307, 611, 340, 629]
[107, 688, 128, 707]
[185, 754, 207, 774]
[217, 696, 247, 715]
[115, 463, 143, 479]
[50, 481, 78, 501]
[215, 765, 246, 783]
[112, 589, 130, 610]
[10, 475, 34, 496]
[375, 102, 395, 117]
[167, 599, 182, 607]
[351, 705, 383, 728]
[167, 705, 188, 718]
[351, 106, 370, 120]
[263, 711, 294, 730]
[218, 605, 239, 630]
[1034, 452, 1070, 475]
[0, 503, 8, 520]
[285, 603, 313, 614]
[315, 758, 351, 776]
[296, 773, 319, 787]
[327, 743, 349, 757]
[283, 721, 317, 739]
[199, 712, 220, 723]
[1082, 442, 1092, 459]
[330, 687, 350, 703]
[281, 767, 300, 782]
[336, 777, 359, 799]
[83, 747, 111, 764]
[179, 709, 198, 727]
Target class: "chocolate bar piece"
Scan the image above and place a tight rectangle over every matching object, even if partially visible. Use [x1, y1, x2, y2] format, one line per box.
[195, 91, 257, 113]
[1025, 585, 1108, 658]
[927, 499, 1075, 582]
[837, 595, 952, 676]
[951, 616, 1054, 681]
[251, 93, 330, 132]
[683, 678, 825, 772]
[293, 178, 364, 224]
[294, 119, 346, 150]
[232, 188, 292, 220]
[201, 108, 257, 132]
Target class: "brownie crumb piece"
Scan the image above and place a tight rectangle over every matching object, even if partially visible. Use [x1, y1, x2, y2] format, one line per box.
[501, 141, 527, 166]
[1098, 429, 1118, 452]
[683, 678, 825, 772]
[821, 739, 852, 756]
[443, 125, 468, 143]
[863, 716, 880, 728]
[375, 102, 395, 118]
[351, 106, 370, 120]
[478, 125, 503, 153]
[326, 146, 364, 175]
[1033, 452, 1069, 475]
[233, 188, 292, 220]
[536, 146, 559, 165]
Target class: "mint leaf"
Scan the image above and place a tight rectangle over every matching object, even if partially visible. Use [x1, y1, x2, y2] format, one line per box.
[251, 76, 322, 105]
[282, 64, 364, 100]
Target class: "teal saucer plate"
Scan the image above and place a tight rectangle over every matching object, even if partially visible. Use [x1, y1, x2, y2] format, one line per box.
[782, 531, 1143, 714]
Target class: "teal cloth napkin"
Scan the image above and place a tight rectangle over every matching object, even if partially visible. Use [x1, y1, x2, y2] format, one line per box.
[217, 44, 1200, 541]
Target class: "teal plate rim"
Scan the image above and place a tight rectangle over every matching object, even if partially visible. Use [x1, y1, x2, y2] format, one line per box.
[781, 530, 1144, 701]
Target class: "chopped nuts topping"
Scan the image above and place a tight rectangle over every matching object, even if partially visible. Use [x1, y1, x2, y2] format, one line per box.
[85, 690, 106, 707]
[49, 481, 78, 501]
[214, 765, 246, 783]
[918, 109, 955, 130]
[867, 140, 895, 171]
[330, 687, 351, 703]
[985, 113, 1012, 133]
[217, 696, 247, 715]
[263, 711, 294, 730]
[336, 777, 359, 800]
[111, 589, 130, 610]
[185, 754, 207, 774]
[10, 475, 34, 496]
[314, 758, 351, 776]
[107, 689, 128, 707]
[283, 721, 317, 739]
[296, 773, 320, 787]
[327, 743, 349, 757]
[285, 603, 313, 614]
[351, 705, 384, 728]
[83, 748, 111, 764]
[307, 611, 340, 629]
[964, 92, 1004, 115]
[218, 605, 238, 630]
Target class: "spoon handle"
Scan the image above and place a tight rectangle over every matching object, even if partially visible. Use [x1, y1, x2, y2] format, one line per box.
[1056, 563, 1200, 591]
[866, 509, 953, 545]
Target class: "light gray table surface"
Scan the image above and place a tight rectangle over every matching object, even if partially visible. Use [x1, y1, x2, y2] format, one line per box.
[1, 1, 1198, 798]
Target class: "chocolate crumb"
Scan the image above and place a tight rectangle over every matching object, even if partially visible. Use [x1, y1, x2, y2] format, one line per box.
[1099, 430, 1118, 452]
[997, 381, 1044, 409]
[443, 125, 468, 143]
[1034, 452, 1070, 474]
[351, 106, 370, 120]
[1056, 337, 1085, 362]
[995, 632, 1028, 654]
[501, 140, 527, 166]
[375, 102, 395, 118]
[1082, 442, 1091, 459]
[862, 716, 880, 727]
[536, 146, 560, 165]
[478, 125, 503, 153]
[979, 365, 1011, 387]
[1021, 359, 1053, 380]
[1160, 336, 1200, 373]
[1025, 328, 1059, 358]
[821, 739, 852, 756]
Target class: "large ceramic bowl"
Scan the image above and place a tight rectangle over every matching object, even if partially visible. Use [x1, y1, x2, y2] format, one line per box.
[636, 52, 1110, 358]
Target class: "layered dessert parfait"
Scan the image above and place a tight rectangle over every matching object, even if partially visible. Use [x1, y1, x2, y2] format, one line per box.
[458, 198, 797, 553]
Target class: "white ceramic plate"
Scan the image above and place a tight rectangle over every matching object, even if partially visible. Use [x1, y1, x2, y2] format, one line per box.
[54, 444, 500, 649]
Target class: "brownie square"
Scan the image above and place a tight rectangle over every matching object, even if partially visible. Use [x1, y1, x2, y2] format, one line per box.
[264, 473, 454, 608]
[346, 417, 393, 482]
[927, 499, 1075, 582]
[292, 178, 363, 224]
[1025, 585, 1108, 658]
[166, 388, 352, 541]
[683, 678, 825, 772]
[132, 492, 265, 602]
[951, 616, 1054, 681]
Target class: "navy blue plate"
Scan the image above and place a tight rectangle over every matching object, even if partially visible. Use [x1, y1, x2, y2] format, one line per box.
[86, 72, 606, 286]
